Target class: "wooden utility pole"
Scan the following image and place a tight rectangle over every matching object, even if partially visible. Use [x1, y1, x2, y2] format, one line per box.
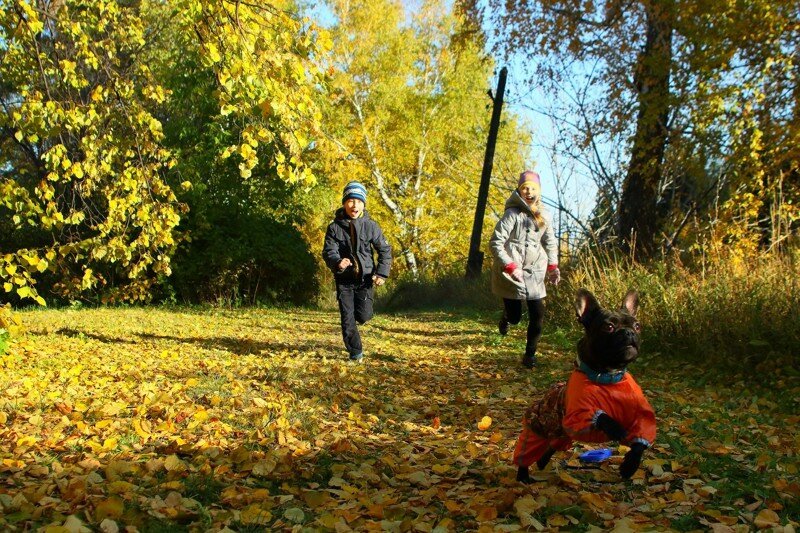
[466, 67, 507, 279]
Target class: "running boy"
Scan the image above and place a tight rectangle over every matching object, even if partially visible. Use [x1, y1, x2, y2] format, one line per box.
[322, 181, 392, 362]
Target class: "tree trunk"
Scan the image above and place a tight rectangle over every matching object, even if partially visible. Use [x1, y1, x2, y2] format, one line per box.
[402, 247, 419, 275]
[618, 0, 673, 259]
[351, 97, 421, 278]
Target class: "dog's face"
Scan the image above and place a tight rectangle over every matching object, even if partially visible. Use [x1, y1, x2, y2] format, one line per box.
[574, 289, 641, 372]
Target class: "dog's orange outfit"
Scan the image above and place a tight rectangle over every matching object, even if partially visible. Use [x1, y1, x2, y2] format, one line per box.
[513, 369, 656, 467]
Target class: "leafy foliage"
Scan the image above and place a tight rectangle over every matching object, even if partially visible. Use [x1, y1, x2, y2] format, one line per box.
[487, 0, 800, 258]
[0, 0, 328, 305]
[153, 2, 324, 306]
[377, 269, 497, 311]
[168, 212, 318, 306]
[183, 0, 328, 185]
[0, 0, 182, 304]
[0, 307, 797, 530]
[0, 304, 19, 355]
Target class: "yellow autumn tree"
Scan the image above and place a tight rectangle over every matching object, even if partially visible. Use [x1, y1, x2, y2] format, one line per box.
[0, 0, 327, 304]
[317, 0, 531, 277]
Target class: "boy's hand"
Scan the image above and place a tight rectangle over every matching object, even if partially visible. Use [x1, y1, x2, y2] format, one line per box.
[372, 275, 385, 286]
[337, 258, 352, 271]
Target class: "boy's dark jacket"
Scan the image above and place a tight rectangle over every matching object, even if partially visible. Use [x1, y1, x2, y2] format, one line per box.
[322, 208, 392, 282]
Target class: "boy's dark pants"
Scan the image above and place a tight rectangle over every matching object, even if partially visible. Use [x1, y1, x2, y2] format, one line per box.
[503, 298, 545, 356]
[336, 277, 374, 356]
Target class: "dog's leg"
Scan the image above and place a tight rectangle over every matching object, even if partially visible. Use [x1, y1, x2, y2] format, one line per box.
[620, 442, 647, 478]
[517, 446, 557, 483]
[536, 447, 556, 470]
[593, 412, 627, 441]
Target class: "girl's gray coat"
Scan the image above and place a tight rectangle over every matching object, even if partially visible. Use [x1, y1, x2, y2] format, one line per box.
[490, 191, 558, 300]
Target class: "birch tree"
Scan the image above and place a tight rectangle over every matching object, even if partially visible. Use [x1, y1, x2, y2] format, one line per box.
[320, 0, 530, 277]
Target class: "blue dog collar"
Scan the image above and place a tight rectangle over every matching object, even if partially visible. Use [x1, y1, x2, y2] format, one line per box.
[577, 359, 627, 384]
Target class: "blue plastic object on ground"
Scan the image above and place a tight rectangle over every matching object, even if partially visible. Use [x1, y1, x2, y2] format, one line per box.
[578, 448, 613, 463]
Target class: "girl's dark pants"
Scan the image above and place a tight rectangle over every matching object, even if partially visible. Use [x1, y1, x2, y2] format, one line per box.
[503, 298, 545, 356]
[336, 277, 374, 356]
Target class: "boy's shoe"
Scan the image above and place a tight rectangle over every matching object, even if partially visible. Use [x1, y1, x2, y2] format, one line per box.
[498, 317, 509, 335]
[521, 354, 537, 368]
[349, 352, 364, 363]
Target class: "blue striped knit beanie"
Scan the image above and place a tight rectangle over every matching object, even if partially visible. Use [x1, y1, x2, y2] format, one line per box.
[342, 181, 367, 204]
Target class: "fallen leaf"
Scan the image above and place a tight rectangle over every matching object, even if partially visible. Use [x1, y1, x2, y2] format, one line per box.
[284, 507, 305, 523]
[580, 492, 607, 511]
[252, 458, 276, 476]
[240, 505, 272, 526]
[94, 497, 124, 521]
[558, 471, 581, 487]
[62, 515, 91, 533]
[754, 509, 780, 529]
[99, 519, 119, 533]
[476, 506, 497, 521]
[515, 495, 544, 530]
[163, 455, 186, 472]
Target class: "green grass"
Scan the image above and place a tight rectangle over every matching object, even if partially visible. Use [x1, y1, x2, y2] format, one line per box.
[304, 450, 337, 484]
[141, 519, 190, 533]
[670, 514, 704, 531]
[183, 473, 226, 506]
[376, 270, 496, 311]
[0, 328, 9, 355]
[227, 521, 271, 533]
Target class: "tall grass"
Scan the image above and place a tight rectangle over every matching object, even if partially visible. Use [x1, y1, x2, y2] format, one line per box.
[379, 252, 800, 363]
[376, 268, 497, 311]
[560, 250, 799, 362]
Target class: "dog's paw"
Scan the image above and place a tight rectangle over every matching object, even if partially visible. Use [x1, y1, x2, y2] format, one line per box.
[620, 443, 647, 479]
[516, 466, 531, 484]
[594, 413, 627, 441]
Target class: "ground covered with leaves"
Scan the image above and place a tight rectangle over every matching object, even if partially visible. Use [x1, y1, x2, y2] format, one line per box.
[0, 307, 798, 532]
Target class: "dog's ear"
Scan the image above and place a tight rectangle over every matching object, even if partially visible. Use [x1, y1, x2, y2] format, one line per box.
[575, 289, 600, 325]
[621, 290, 639, 317]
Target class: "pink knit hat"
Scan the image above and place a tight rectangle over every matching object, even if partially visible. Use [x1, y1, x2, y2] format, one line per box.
[517, 170, 541, 190]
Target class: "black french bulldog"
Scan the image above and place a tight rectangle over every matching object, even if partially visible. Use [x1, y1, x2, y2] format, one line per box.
[512, 289, 656, 482]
